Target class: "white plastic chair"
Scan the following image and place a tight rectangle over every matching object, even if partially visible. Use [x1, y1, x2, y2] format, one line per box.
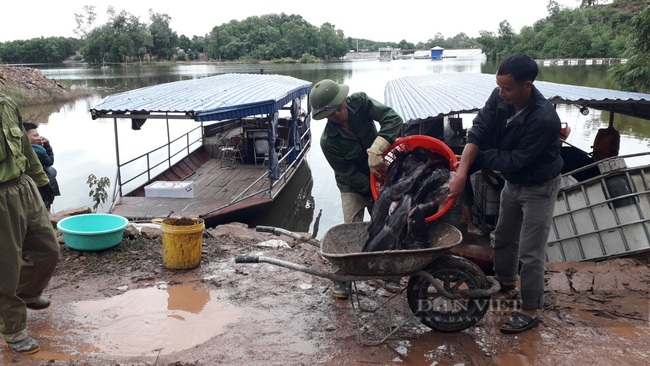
[254, 138, 269, 165]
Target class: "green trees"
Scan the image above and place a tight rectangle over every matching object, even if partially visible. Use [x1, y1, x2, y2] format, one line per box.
[415, 32, 479, 50]
[476, 0, 644, 61]
[81, 7, 181, 63]
[0, 37, 80, 63]
[611, 5, 650, 92]
[1, 2, 647, 65]
[149, 11, 177, 60]
[82, 7, 152, 63]
[202, 13, 348, 61]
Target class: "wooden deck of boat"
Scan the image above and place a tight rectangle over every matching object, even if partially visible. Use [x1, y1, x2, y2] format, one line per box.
[111, 158, 277, 223]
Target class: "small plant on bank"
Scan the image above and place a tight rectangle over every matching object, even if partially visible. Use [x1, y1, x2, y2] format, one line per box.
[87, 174, 111, 213]
[271, 57, 297, 64]
[299, 53, 321, 64]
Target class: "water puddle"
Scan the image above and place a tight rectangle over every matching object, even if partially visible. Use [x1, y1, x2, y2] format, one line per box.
[565, 304, 643, 339]
[16, 281, 237, 358]
[70, 282, 242, 356]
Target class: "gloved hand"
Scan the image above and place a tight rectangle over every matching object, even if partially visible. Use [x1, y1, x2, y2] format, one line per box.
[367, 136, 390, 176]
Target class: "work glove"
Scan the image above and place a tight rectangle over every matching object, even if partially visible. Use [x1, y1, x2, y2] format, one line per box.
[367, 136, 390, 176]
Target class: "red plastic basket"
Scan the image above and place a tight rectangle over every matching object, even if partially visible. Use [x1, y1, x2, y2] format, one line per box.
[370, 135, 458, 222]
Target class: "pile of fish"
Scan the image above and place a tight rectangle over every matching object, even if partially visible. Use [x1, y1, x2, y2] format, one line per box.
[362, 147, 454, 252]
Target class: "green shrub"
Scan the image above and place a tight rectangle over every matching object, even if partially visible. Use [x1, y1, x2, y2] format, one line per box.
[299, 53, 321, 63]
[271, 57, 297, 64]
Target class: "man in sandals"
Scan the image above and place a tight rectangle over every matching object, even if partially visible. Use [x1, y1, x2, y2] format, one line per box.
[447, 53, 562, 333]
[0, 94, 60, 354]
[310, 79, 403, 299]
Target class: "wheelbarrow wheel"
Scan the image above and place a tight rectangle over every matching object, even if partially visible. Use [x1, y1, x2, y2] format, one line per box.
[406, 255, 490, 332]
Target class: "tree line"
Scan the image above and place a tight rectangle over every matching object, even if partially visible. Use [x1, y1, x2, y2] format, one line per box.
[0, 0, 648, 91]
[474, 0, 647, 61]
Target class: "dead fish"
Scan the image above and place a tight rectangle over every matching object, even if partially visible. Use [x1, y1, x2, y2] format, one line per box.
[369, 160, 430, 239]
[412, 168, 450, 204]
[401, 205, 429, 250]
[363, 195, 411, 252]
[368, 176, 414, 238]
[425, 186, 451, 206]
[416, 186, 450, 218]
[384, 150, 409, 186]
[411, 147, 449, 168]
[418, 201, 440, 218]
[409, 158, 436, 186]
[365, 146, 453, 253]
[401, 154, 424, 177]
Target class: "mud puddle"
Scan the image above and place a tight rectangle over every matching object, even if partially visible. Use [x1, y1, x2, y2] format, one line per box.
[24, 281, 242, 360]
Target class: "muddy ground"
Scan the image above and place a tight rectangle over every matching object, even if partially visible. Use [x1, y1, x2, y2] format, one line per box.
[2, 223, 649, 366]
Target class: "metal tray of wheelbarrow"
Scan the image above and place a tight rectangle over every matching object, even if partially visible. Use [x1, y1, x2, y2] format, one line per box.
[319, 221, 462, 276]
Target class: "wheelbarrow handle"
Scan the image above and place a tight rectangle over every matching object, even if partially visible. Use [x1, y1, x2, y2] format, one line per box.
[235, 255, 400, 282]
[255, 225, 320, 248]
[235, 256, 259, 263]
[256, 226, 275, 233]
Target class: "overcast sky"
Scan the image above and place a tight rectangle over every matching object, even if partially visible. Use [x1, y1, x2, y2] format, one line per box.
[3, 0, 586, 44]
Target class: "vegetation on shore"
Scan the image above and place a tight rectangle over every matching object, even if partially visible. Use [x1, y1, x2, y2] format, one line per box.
[0, 0, 648, 92]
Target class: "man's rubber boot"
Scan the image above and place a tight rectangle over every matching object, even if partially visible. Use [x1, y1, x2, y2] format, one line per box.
[384, 279, 402, 293]
[5, 336, 40, 354]
[331, 281, 349, 299]
[25, 297, 51, 310]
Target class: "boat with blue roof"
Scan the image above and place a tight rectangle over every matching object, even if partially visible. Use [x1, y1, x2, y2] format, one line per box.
[90, 73, 313, 226]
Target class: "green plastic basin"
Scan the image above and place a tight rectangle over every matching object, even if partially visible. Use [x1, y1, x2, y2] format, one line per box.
[57, 214, 129, 251]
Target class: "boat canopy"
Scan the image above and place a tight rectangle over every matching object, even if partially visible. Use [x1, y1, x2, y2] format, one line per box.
[90, 73, 313, 122]
[385, 73, 650, 124]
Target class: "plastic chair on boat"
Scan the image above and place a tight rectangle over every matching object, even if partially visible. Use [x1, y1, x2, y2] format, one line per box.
[254, 138, 269, 166]
[219, 136, 244, 169]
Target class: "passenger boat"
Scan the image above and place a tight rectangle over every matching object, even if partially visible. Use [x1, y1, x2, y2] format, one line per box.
[90, 73, 313, 226]
[384, 72, 650, 262]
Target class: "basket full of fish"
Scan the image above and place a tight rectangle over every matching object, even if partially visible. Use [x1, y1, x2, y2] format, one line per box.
[365, 135, 458, 253]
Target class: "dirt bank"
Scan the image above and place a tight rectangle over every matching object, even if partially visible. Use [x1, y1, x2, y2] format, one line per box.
[1, 222, 649, 365]
[0, 66, 90, 106]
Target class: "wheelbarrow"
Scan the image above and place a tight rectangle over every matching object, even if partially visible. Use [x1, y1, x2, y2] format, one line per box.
[236, 221, 500, 345]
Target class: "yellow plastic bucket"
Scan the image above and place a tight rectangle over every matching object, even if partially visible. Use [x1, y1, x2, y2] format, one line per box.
[161, 217, 204, 270]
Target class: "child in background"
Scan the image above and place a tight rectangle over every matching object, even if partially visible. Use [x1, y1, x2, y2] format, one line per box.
[23, 123, 60, 210]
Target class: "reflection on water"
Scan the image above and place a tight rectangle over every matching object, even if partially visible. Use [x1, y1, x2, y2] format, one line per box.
[73, 283, 242, 356]
[246, 161, 316, 233]
[29, 59, 650, 236]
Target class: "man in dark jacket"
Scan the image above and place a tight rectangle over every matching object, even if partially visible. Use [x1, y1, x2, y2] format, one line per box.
[447, 53, 562, 334]
[310, 79, 403, 298]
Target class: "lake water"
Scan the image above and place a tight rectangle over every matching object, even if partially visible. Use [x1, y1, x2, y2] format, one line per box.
[25, 57, 650, 237]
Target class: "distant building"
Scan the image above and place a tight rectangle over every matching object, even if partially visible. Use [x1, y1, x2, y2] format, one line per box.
[431, 46, 444, 60]
[379, 47, 398, 61]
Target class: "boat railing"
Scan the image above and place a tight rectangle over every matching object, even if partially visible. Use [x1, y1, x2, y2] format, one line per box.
[547, 155, 650, 262]
[268, 132, 312, 197]
[199, 128, 311, 218]
[117, 126, 203, 196]
[560, 151, 650, 184]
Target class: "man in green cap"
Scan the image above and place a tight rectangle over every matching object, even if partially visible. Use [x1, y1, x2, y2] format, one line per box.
[310, 79, 403, 298]
[0, 94, 60, 354]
